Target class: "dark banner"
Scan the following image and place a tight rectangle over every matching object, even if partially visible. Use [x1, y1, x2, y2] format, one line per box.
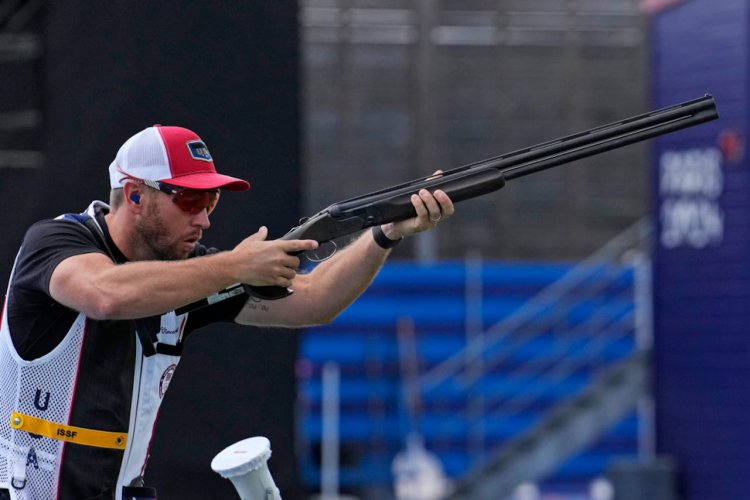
[650, 1, 749, 498]
[1, 2, 303, 497]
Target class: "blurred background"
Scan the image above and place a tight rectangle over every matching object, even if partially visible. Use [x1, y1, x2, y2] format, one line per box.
[0, 0, 744, 499]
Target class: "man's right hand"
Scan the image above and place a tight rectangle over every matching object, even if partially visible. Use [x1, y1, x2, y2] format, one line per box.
[229, 226, 318, 288]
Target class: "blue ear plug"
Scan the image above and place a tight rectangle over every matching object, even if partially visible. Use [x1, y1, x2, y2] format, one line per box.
[130, 193, 140, 204]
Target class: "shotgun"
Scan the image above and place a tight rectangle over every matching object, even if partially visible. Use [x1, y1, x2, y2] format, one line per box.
[180, 94, 719, 308]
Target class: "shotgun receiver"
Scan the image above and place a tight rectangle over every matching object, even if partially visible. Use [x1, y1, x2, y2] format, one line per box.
[227, 95, 719, 303]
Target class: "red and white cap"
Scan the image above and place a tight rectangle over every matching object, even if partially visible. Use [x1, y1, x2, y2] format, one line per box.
[108, 125, 250, 191]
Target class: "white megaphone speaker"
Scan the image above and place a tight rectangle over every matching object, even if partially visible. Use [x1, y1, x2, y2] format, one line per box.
[211, 436, 281, 500]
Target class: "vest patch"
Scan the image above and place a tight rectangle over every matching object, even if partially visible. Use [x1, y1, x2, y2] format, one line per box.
[159, 364, 177, 398]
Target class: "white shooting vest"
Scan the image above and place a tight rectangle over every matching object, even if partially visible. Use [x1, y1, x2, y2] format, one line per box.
[0, 201, 186, 500]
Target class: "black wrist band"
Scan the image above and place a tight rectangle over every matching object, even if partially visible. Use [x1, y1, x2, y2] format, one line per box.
[372, 225, 402, 249]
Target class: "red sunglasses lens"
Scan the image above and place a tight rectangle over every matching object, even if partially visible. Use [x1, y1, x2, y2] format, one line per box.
[172, 189, 220, 215]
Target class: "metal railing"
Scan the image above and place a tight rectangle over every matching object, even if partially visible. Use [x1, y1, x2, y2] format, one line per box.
[415, 217, 654, 479]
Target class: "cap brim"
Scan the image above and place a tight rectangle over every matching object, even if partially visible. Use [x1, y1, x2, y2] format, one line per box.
[163, 172, 250, 192]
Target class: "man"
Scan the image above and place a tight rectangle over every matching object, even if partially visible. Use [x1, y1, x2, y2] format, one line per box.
[0, 125, 453, 499]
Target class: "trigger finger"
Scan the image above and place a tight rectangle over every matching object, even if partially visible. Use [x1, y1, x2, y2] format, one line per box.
[285, 239, 319, 254]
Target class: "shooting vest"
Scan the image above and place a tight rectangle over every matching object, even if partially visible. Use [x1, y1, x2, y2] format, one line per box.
[0, 201, 185, 499]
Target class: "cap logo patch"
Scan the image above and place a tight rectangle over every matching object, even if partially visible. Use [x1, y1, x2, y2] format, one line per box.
[187, 140, 212, 162]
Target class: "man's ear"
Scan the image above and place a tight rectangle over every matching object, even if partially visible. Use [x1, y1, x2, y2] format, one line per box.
[123, 183, 143, 211]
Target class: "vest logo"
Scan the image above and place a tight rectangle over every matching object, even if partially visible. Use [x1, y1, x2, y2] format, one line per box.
[187, 141, 212, 162]
[159, 326, 178, 336]
[26, 448, 39, 470]
[159, 364, 177, 398]
[56, 428, 78, 439]
[34, 389, 50, 411]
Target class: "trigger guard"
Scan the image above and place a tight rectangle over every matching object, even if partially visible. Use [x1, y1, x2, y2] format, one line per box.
[305, 241, 337, 262]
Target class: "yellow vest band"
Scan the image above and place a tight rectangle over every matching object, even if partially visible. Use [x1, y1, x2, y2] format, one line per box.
[10, 411, 128, 450]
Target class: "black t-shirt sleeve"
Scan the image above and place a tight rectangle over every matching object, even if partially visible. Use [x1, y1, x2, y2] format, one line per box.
[7, 218, 107, 359]
[12, 218, 107, 296]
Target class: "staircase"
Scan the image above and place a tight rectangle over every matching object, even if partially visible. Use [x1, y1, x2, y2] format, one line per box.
[297, 219, 652, 497]
[448, 351, 649, 499]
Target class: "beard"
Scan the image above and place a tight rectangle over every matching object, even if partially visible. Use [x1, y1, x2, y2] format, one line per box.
[134, 201, 191, 261]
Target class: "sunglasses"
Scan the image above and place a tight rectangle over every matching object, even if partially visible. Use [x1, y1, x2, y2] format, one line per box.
[137, 179, 221, 215]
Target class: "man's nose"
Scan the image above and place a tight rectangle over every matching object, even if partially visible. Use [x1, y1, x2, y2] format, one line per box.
[193, 209, 211, 229]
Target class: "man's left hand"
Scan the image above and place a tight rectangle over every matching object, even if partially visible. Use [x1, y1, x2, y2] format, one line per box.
[380, 186, 454, 240]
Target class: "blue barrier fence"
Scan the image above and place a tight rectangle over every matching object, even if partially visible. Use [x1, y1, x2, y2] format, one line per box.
[296, 260, 639, 493]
